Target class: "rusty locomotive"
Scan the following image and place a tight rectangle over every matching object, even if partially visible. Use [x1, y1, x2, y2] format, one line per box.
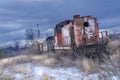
[54, 15, 109, 56]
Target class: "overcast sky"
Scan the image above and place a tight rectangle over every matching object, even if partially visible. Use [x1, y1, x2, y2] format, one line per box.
[0, 0, 120, 42]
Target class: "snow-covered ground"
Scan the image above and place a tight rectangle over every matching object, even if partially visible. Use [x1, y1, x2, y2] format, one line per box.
[0, 40, 119, 80]
[1, 63, 119, 80]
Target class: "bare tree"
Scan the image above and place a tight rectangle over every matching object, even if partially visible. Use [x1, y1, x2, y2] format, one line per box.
[25, 25, 41, 40]
[25, 25, 42, 53]
[25, 28, 35, 40]
[14, 39, 20, 50]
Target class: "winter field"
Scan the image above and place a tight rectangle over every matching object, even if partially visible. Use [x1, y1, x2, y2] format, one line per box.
[0, 40, 120, 80]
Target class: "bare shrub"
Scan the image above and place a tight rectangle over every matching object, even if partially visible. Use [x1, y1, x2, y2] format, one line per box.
[102, 39, 120, 78]
[74, 58, 83, 71]
[0, 65, 6, 78]
[108, 40, 120, 54]
[108, 40, 120, 69]
[43, 57, 57, 66]
[0, 74, 15, 80]
[8, 64, 32, 74]
[82, 58, 99, 74]
[59, 56, 74, 67]
[40, 72, 53, 80]
[0, 63, 15, 80]
[21, 76, 34, 80]
[110, 53, 120, 67]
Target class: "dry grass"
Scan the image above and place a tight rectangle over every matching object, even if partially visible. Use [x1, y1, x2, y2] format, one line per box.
[0, 53, 58, 67]
[74, 39, 120, 76]
[0, 74, 15, 80]
[9, 64, 32, 74]
[108, 40, 120, 68]
[81, 58, 99, 74]
[0, 52, 58, 79]
[0, 39, 119, 79]
[94, 40, 120, 79]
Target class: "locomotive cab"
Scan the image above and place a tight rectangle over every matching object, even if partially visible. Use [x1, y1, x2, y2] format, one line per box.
[73, 15, 99, 47]
[54, 15, 109, 56]
[73, 15, 109, 55]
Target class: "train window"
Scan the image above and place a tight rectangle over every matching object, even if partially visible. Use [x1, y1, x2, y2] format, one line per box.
[63, 21, 70, 26]
[56, 24, 61, 33]
[54, 28, 57, 35]
[62, 27, 69, 37]
[83, 22, 89, 27]
[66, 21, 70, 24]
[88, 19, 95, 27]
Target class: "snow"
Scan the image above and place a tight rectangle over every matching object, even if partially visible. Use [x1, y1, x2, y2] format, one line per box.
[33, 66, 119, 80]
[34, 66, 83, 80]
[14, 74, 23, 80]
[111, 76, 118, 80]
[1, 63, 119, 80]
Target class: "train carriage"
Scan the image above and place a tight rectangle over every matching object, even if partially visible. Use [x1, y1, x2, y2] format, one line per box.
[54, 15, 109, 56]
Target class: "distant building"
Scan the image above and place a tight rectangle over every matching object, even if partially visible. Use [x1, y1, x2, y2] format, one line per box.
[43, 36, 54, 52]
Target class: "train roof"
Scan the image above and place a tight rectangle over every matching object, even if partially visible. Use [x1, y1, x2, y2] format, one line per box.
[56, 20, 73, 28]
[46, 36, 54, 41]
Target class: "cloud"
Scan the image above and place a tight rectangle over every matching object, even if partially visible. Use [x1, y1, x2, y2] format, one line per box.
[0, 0, 120, 42]
[0, 21, 23, 34]
[0, 0, 62, 4]
[0, 29, 25, 37]
[7, 29, 25, 35]
[0, 22, 22, 29]
[0, 29, 25, 42]
[21, 0, 61, 2]
[99, 17, 120, 28]
[42, 28, 54, 34]
[0, 8, 16, 14]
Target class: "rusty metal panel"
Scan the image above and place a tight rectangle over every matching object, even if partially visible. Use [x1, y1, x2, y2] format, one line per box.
[73, 15, 84, 46]
[54, 20, 73, 47]
[73, 15, 99, 46]
[61, 23, 72, 46]
[84, 18, 96, 45]
[99, 31, 108, 44]
[54, 25, 63, 46]
[55, 34, 63, 46]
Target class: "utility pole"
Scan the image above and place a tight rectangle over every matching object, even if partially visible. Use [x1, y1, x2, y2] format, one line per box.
[37, 24, 41, 54]
[37, 24, 41, 39]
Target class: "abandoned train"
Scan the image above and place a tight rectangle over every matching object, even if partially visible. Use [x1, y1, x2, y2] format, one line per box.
[53, 15, 109, 56]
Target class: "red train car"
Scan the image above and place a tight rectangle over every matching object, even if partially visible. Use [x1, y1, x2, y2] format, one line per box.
[54, 20, 72, 49]
[54, 15, 109, 56]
